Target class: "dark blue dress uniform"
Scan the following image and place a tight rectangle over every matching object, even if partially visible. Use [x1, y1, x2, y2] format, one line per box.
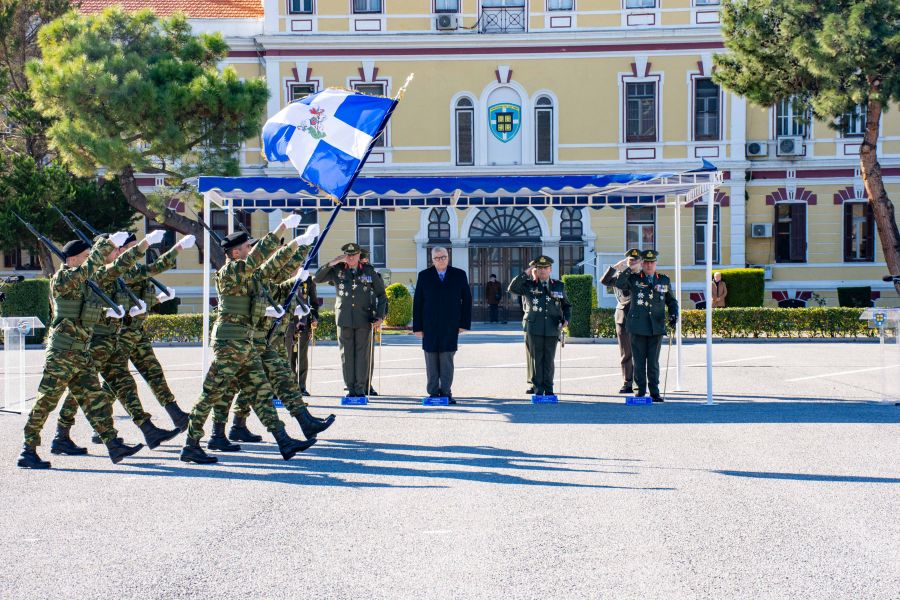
[508, 256, 572, 396]
[614, 249, 679, 401]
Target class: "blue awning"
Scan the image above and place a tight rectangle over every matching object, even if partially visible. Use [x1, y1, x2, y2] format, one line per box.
[197, 161, 719, 210]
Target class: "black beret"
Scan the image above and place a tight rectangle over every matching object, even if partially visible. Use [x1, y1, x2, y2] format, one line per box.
[221, 231, 254, 250]
[62, 239, 91, 258]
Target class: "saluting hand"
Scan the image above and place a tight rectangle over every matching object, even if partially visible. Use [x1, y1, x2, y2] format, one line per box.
[329, 254, 347, 266]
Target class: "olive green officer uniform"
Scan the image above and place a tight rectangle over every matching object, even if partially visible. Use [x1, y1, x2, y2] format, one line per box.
[600, 248, 642, 392]
[314, 243, 387, 397]
[508, 256, 572, 396]
[614, 249, 679, 400]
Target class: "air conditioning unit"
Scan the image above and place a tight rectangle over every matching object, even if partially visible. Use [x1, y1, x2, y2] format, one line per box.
[749, 264, 774, 280]
[776, 135, 804, 157]
[751, 223, 773, 238]
[745, 141, 768, 158]
[436, 14, 459, 30]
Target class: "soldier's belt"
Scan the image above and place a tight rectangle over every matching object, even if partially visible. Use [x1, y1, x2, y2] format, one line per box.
[92, 323, 121, 337]
[213, 322, 255, 340]
[49, 333, 90, 353]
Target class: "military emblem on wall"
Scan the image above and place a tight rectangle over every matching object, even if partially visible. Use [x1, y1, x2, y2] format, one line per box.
[488, 103, 521, 142]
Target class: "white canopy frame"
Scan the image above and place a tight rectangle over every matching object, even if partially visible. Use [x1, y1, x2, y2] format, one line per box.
[198, 169, 723, 405]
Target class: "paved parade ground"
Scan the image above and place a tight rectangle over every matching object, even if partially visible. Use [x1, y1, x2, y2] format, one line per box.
[1, 329, 898, 599]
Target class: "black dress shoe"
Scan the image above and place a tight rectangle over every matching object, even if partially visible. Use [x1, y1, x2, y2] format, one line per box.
[300, 388, 311, 396]
[526, 386, 535, 394]
[447, 396, 457, 405]
[368, 388, 378, 396]
[619, 383, 633, 394]
[651, 394, 664, 403]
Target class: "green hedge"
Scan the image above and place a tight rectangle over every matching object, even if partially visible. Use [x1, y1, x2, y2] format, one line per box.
[384, 282, 412, 327]
[717, 268, 765, 307]
[563, 274, 593, 337]
[1, 278, 50, 344]
[142, 311, 339, 343]
[591, 307, 874, 338]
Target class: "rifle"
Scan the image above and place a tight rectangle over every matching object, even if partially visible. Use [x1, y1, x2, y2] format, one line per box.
[66, 209, 170, 297]
[50, 203, 144, 310]
[13, 212, 123, 315]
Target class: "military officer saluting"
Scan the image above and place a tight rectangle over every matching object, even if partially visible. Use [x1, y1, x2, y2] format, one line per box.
[315, 243, 387, 398]
[615, 249, 679, 402]
[600, 248, 642, 394]
[508, 255, 571, 397]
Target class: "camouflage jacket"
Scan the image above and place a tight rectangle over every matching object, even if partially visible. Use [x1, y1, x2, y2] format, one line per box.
[248, 243, 309, 333]
[90, 244, 147, 334]
[213, 231, 282, 333]
[121, 246, 180, 327]
[48, 238, 115, 346]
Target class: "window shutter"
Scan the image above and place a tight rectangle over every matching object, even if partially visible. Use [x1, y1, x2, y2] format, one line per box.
[790, 203, 807, 262]
[865, 202, 875, 261]
[456, 110, 473, 165]
[536, 108, 552, 164]
[843, 203, 853, 261]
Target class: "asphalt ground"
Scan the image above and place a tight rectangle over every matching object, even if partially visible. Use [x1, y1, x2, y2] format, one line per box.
[1, 329, 898, 599]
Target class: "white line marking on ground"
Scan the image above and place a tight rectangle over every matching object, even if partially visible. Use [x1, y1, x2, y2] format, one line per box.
[785, 364, 900, 382]
[561, 355, 776, 383]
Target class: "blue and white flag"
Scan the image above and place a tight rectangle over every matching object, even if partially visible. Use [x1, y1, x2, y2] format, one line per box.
[263, 89, 396, 199]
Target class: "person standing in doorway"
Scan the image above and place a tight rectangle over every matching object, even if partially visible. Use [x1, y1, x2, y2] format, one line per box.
[485, 274, 502, 323]
[413, 247, 472, 404]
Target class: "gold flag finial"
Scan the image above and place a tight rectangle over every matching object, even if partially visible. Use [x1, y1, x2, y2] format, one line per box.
[394, 73, 415, 101]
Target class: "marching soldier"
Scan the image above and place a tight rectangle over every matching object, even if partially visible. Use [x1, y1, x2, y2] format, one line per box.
[615, 249, 679, 402]
[315, 243, 387, 398]
[287, 272, 318, 396]
[601, 248, 642, 394]
[508, 256, 571, 397]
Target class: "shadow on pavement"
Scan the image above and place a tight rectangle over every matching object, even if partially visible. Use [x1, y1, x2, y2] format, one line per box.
[715, 470, 900, 484]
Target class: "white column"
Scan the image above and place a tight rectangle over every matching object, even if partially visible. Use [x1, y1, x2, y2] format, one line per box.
[263, 0, 279, 35]
[265, 58, 281, 123]
[451, 239, 469, 277]
[543, 236, 561, 278]
[227, 202, 234, 235]
[705, 184, 716, 405]
[201, 193, 212, 375]
[673, 195, 684, 390]
[729, 93, 747, 161]
[729, 169, 747, 267]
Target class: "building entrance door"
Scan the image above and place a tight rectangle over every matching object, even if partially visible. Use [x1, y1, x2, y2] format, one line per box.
[469, 246, 536, 322]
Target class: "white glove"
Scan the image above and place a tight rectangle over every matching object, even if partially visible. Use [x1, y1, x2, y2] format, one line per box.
[264, 305, 285, 319]
[280, 213, 302, 230]
[298, 269, 310, 282]
[177, 234, 196, 250]
[144, 229, 166, 246]
[156, 287, 176, 303]
[128, 299, 148, 318]
[294, 303, 311, 317]
[109, 232, 130, 248]
[105, 305, 125, 319]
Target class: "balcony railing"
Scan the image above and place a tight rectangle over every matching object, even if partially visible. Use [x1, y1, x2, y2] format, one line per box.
[480, 7, 526, 34]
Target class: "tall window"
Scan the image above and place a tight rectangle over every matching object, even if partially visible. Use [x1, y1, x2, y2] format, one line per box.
[357, 209, 386, 267]
[455, 97, 474, 166]
[626, 206, 655, 251]
[844, 202, 874, 262]
[841, 104, 866, 137]
[289, 0, 313, 13]
[625, 82, 657, 142]
[626, 0, 656, 7]
[559, 207, 584, 275]
[289, 83, 316, 102]
[294, 209, 319, 269]
[353, 0, 382, 13]
[435, 0, 460, 10]
[145, 215, 175, 261]
[535, 96, 554, 165]
[774, 203, 806, 263]
[354, 83, 386, 147]
[776, 98, 809, 138]
[694, 204, 720, 265]
[548, 0, 574, 9]
[427, 208, 451, 242]
[694, 78, 720, 141]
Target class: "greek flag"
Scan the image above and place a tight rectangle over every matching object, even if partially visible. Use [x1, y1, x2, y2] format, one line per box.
[263, 89, 396, 199]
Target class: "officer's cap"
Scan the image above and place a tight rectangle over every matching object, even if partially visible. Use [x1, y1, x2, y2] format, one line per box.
[221, 231, 255, 250]
[62, 239, 91, 258]
[341, 243, 361, 255]
[641, 249, 659, 262]
[625, 248, 641, 259]
[529, 255, 554, 268]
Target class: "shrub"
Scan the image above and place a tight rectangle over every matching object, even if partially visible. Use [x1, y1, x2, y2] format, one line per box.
[837, 286, 871, 308]
[142, 311, 339, 343]
[384, 283, 412, 327]
[562, 274, 593, 337]
[717, 268, 765, 307]
[1, 278, 50, 344]
[314, 310, 336, 341]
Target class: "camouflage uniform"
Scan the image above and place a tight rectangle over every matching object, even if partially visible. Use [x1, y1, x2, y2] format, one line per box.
[188, 232, 294, 442]
[23, 239, 123, 447]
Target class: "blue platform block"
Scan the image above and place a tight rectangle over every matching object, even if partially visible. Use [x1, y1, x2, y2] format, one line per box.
[341, 395, 368, 406]
[272, 398, 284, 409]
[531, 394, 558, 404]
[422, 396, 449, 406]
[626, 396, 653, 405]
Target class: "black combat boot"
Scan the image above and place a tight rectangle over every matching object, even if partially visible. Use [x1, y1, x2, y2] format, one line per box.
[91, 433, 102, 444]
[228, 415, 262, 443]
[650, 394, 665, 403]
[50, 425, 88, 455]
[17, 445, 51, 469]
[207, 422, 241, 452]
[164, 402, 190, 432]
[105, 437, 144, 464]
[292, 406, 334, 440]
[272, 425, 316, 460]
[138, 419, 181, 449]
[180, 437, 218, 464]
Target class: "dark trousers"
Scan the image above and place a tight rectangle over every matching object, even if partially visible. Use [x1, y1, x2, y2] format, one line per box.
[630, 332, 663, 396]
[525, 334, 533, 387]
[616, 321, 633, 385]
[287, 321, 312, 390]
[424, 351, 456, 397]
[526, 333, 559, 395]
[488, 303, 499, 322]
[339, 326, 372, 396]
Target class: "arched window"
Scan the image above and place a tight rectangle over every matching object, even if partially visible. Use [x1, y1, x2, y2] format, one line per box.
[455, 97, 474, 166]
[427, 208, 451, 242]
[559, 207, 584, 275]
[535, 96, 554, 165]
[559, 207, 583, 240]
[469, 207, 542, 243]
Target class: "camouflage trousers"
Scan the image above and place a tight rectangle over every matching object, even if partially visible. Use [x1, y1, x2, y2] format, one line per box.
[24, 347, 118, 447]
[188, 337, 285, 441]
[115, 326, 176, 406]
[58, 333, 151, 428]
[216, 339, 307, 424]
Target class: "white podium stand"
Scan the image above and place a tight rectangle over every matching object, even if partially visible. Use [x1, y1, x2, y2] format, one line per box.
[859, 308, 900, 405]
[1, 317, 44, 414]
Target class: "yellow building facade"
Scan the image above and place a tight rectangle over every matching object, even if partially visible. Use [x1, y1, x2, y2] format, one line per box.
[3, 0, 899, 317]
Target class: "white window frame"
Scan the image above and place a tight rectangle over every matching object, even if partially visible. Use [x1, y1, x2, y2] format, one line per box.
[693, 203, 720, 265]
[840, 104, 866, 138]
[454, 97, 475, 166]
[775, 97, 810, 139]
[352, 81, 390, 149]
[288, 0, 314, 14]
[352, 0, 383, 14]
[357, 209, 387, 268]
[534, 95, 554, 165]
[547, 0, 574, 10]
[625, 205, 656, 251]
